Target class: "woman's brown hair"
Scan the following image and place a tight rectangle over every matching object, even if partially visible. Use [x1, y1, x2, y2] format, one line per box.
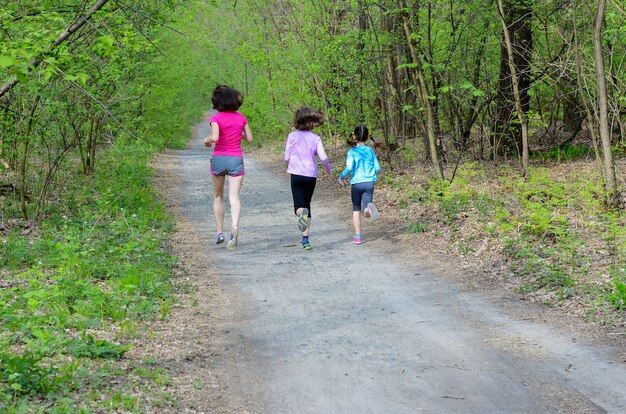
[211, 85, 243, 111]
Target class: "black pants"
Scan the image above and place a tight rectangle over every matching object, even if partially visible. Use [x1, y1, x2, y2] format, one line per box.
[290, 174, 317, 216]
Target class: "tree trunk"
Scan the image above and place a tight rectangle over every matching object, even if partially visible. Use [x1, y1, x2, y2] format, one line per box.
[425, 2, 443, 145]
[357, 0, 367, 118]
[379, 8, 404, 149]
[75, 123, 88, 174]
[0, 105, 10, 170]
[400, 2, 444, 179]
[571, 0, 604, 178]
[459, 29, 489, 149]
[19, 96, 41, 220]
[492, 0, 532, 158]
[497, 0, 530, 173]
[86, 115, 101, 175]
[562, 94, 584, 132]
[592, 0, 622, 208]
[36, 144, 75, 220]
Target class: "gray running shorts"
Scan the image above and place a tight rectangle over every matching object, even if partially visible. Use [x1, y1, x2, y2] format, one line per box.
[211, 155, 245, 177]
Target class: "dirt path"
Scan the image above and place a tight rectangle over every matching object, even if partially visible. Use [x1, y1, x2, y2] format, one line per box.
[144, 123, 626, 413]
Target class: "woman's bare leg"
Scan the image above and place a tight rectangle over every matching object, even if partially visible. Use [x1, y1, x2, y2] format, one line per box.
[228, 175, 244, 231]
[212, 175, 226, 234]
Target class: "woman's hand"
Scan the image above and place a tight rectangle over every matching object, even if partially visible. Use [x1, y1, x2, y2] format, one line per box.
[203, 137, 213, 148]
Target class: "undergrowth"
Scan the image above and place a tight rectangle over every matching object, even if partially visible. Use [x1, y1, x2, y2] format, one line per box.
[392, 161, 626, 325]
[532, 143, 593, 163]
[0, 144, 177, 412]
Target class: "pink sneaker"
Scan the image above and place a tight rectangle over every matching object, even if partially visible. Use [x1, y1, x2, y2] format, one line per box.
[352, 235, 362, 244]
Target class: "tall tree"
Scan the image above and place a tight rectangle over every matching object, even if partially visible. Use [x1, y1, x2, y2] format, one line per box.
[497, 0, 529, 172]
[400, 1, 444, 178]
[590, 0, 622, 208]
[492, 0, 532, 157]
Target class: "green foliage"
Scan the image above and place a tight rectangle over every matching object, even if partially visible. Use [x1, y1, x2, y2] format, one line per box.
[608, 280, 626, 310]
[0, 353, 55, 397]
[613, 142, 626, 157]
[67, 335, 129, 359]
[515, 168, 571, 240]
[1, 0, 625, 407]
[413, 161, 624, 319]
[139, 5, 219, 149]
[438, 193, 469, 225]
[408, 221, 430, 233]
[427, 176, 475, 225]
[533, 144, 592, 163]
[605, 241, 626, 310]
[0, 144, 175, 409]
[0, 3, 219, 408]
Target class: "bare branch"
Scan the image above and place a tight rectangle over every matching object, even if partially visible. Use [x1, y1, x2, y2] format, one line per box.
[114, 1, 189, 40]
[56, 67, 139, 141]
[112, 0, 166, 56]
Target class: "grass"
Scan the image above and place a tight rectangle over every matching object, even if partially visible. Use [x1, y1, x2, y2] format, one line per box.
[0, 143, 177, 411]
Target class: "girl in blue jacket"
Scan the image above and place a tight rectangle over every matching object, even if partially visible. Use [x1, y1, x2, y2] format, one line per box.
[338, 125, 381, 244]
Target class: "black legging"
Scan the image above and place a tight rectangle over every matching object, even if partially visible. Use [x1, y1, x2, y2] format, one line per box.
[290, 174, 317, 217]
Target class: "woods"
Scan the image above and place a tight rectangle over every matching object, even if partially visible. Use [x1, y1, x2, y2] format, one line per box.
[212, 0, 624, 189]
[0, 1, 212, 410]
[3, 1, 625, 210]
[1, 0, 626, 410]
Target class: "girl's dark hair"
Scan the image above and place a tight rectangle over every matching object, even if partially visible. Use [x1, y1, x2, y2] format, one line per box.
[294, 107, 327, 130]
[354, 125, 369, 142]
[211, 85, 243, 111]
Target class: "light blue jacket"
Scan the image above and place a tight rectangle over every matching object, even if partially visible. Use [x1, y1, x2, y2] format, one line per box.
[340, 144, 380, 185]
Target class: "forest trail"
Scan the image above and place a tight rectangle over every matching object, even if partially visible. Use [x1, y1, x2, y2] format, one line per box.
[146, 119, 626, 413]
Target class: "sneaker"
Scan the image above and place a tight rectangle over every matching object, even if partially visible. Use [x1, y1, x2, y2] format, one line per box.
[366, 203, 379, 220]
[216, 233, 225, 244]
[352, 235, 362, 244]
[302, 241, 312, 250]
[298, 208, 309, 232]
[227, 228, 238, 250]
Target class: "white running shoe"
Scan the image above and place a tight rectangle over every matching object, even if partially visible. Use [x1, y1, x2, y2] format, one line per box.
[227, 227, 238, 250]
[366, 203, 379, 220]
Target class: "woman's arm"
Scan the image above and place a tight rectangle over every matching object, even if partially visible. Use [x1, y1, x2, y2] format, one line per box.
[243, 124, 253, 143]
[203, 122, 220, 147]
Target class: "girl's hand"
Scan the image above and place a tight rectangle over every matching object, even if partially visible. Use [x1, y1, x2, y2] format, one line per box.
[338, 178, 346, 187]
[203, 138, 213, 148]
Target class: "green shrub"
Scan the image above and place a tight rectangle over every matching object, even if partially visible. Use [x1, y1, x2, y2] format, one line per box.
[408, 221, 430, 233]
[608, 281, 626, 310]
[533, 144, 592, 162]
